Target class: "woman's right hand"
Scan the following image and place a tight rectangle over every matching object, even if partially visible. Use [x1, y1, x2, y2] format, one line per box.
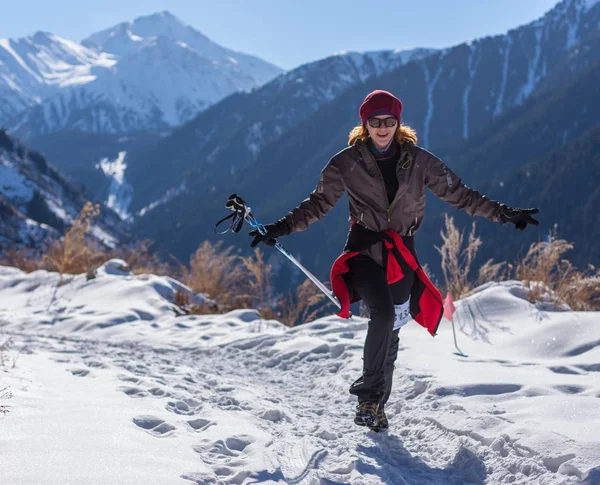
[249, 220, 290, 248]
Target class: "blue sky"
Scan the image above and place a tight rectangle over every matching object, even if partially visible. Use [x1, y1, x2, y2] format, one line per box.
[2, 0, 560, 69]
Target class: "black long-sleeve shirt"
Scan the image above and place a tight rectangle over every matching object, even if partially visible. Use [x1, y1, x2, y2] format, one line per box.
[369, 140, 400, 205]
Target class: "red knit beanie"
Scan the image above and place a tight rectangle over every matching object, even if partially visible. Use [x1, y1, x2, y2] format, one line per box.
[359, 90, 403, 126]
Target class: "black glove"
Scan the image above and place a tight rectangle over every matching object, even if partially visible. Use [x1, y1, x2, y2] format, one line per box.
[500, 205, 540, 231]
[249, 220, 290, 248]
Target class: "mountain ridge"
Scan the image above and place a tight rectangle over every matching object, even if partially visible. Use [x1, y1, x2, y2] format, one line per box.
[2, 11, 283, 136]
[128, 0, 600, 284]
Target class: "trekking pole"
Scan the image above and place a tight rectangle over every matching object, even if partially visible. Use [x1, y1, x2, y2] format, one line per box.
[444, 292, 466, 357]
[451, 317, 466, 357]
[215, 194, 342, 310]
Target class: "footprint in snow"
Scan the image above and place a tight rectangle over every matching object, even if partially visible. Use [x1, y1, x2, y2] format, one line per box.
[123, 363, 149, 376]
[553, 384, 588, 394]
[435, 383, 522, 397]
[275, 435, 327, 483]
[119, 386, 149, 398]
[67, 368, 90, 377]
[132, 415, 176, 437]
[181, 469, 250, 485]
[193, 436, 253, 467]
[187, 418, 214, 432]
[117, 375, 142, 384]
[147, 387, 172, 398]
[315, 428, 338, 441]
[260, 408, 290, 423]
[215, 395, 246, 411]
[82, 358, 107, 369]
[51, 354, 73, 362]
[548, 366, 582, 375]
[166, 398, 203, 415]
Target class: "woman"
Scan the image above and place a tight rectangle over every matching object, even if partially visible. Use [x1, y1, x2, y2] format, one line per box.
[249, 90, 539, 432]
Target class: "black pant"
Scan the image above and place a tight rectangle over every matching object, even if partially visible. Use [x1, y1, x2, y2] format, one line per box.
[347, 254, 414, 405]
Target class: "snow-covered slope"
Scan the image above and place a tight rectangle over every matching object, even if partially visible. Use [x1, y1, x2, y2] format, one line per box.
[0, 32, 116, 123]
[0, 265, 598, 484]
[83, 10, 279, 86]
[0, 130, 124, 248]
[4, 11, 283, 137]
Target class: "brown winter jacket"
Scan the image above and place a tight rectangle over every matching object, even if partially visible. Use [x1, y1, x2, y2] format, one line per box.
[282, 139, 504, 266]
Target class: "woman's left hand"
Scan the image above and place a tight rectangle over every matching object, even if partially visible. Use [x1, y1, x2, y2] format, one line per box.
[500, 206, 540, 231]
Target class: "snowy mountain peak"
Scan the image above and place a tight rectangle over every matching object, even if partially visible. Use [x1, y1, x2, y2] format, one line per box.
[4, 11, 283, 135]
[585, 0, 600, 9]
[129, 10, 189, 34]
[30, 31, 55, 44]
[82, 10, 212, 58]
[0, 31, 116, 122]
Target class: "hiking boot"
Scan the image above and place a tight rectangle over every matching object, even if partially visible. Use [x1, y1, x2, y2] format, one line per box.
[354, 401, 378, 428]
[370, 405, 389, 433]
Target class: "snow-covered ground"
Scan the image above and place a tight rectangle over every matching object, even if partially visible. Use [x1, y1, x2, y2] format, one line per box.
[0, 260, 598, 484]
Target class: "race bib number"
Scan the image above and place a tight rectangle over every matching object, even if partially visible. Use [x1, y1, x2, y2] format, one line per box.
[393, 300, 411, 331]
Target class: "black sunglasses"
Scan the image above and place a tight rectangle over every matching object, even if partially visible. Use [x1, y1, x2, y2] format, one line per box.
[367, 117, 398, 128]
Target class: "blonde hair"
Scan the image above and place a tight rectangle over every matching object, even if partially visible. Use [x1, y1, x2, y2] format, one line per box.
[348, 123, 418, 146]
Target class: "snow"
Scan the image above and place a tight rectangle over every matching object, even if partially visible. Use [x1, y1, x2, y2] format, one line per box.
[97, 151, 133, 219]
[0, 151, 91, 247]
[98, 151, 127, 185]
[0, 38, 43, 83]
[88, 224, 119, 249]
[567, 5, 583, 50]
[586, 0, 600, 10]
[0, 265, 598, 484]
[517, 26, 543, 105]
[421, 62, 444, 148]
[0, 159, 34, 205]
[0, 33, 116, 115]
[245, 122, 266, 157]
[44, 197, 73, 224]
[462, 44, 480, 139]
[138, 182, 187, 217]
[494, 36, 512, 117]
[2, 12, 282, 134]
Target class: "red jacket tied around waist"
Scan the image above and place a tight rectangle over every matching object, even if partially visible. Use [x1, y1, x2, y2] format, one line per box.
[330, 229, 443, 337]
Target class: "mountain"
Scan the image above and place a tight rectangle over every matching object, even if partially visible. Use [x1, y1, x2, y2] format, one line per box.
[411, 55, 600, 276]
[129, 0, 600, 280]
[0, 129, 127, 250]
[123, 47, 435, 217]
[0, 32, 116, 124]
[20, 130, 161, 204]
[4, 11, 283, 137]
[448, 60, 600, 269]
[490, 123, 600, 266]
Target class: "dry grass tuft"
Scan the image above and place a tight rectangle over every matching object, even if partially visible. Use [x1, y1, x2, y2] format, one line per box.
[173, 288, 219, 315]
[476, 259, 510, 288]
[0, 203, 338, 322]
[43, 202, 109, 283]
[182, 240, 250, 312]
[241, 248, 276, 319]
[279, 279, 327, 327]
[0, 248, 47, 273]
[118, 239, 176, 277]
[435, 214, 483, 297]
[516, 235, 600, 310]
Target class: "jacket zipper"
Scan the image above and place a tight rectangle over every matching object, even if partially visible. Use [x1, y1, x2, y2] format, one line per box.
[368, 156, 393, 223]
